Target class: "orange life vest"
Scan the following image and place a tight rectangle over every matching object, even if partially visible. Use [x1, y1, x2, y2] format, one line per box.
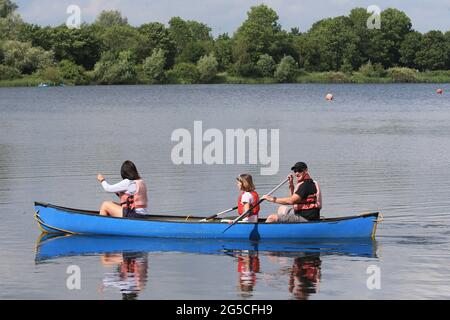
[301, 262, 321, 282]
[238, 191, 260, 217]
[119, 180, 148, 211]
[237, 255, 260, 273]
[293, 179, 322, 212]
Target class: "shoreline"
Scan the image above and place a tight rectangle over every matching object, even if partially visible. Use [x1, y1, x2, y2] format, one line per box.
[1, 72, 449, 88]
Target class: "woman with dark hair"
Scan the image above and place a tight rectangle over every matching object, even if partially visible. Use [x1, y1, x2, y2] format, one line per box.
[97, 161, 149, 218]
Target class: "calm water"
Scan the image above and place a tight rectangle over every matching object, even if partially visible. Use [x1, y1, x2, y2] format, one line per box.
[0, 84, 449, 300]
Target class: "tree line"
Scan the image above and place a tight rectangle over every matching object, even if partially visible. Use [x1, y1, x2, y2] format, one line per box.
[1, 0, 449, 85]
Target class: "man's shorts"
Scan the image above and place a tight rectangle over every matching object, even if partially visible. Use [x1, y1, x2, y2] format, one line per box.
[276, 206, 308, 223]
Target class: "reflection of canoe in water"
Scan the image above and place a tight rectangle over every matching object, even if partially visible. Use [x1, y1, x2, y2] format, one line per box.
[35, 202, 381, 240]
[35, 233, 378, 262]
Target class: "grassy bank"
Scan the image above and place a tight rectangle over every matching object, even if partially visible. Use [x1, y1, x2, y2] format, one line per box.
[1, 70, 449, 87]
[221, 70, 450, 84]
[0, 76, 45, 87]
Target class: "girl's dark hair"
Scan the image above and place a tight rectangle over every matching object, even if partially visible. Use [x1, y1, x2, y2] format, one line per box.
[121, 160, 141, 180]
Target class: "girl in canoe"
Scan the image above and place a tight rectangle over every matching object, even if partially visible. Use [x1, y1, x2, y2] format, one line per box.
[236, 174, 260, 223]
[97, 160, 149, 219]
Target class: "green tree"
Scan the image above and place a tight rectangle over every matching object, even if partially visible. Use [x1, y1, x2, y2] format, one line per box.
[256, 54, 275, 77]
[0, 0, 23, 41]
[367, 8, 412, 68]
[166, 62, 200, 84]
[415, 31, 449, 71]
[231, 38, 254, 76]
[446, 31, 450, 69]
[197, 54, 218, 82]
[348, 8, 372, 67]
[138, 22, 176, 68]
[2, 40, 53, 74]
[38, 66, 62, 84]
[0, 0, 17, 18]
[142, 48, 166, 84]
[168, 17, 212, 50]
[340, 59, 354, 74]
[24, 25, 101, 70]
[232, 4, 283, 75]
[94, 50, 137, 84]
[0, 64, 20, 80]
[274, 55, 297, 82]
[399, 31, 422, 69]
[168, 17, 191, 54]
[298, 16, 360, 71]
[1, 4, 449, 86]
[271, 30, 297, 63]
[58, 59, 88, 85]
[101, 25, 146, 61]
[293, 33, 320, 71]
[17, 25, 52, 49]
[177, 41, 212, 64]
[168, 17, 213, 64]
[95, 10, 128, 28]
[213, 33, 233, 72]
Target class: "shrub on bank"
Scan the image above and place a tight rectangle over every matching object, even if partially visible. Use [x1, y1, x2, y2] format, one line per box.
[350, 73, 392, 84]
[387, 67, 418, 83]
[415, 70, 450, 83]
[58, 60, 89, 85]
[197, 54, 218, 83]
[326, 71, 351, 83]
[257, 54, 276, 77]
[166, 63, 200, 84]
[1, 40, 54, 75]
[142, 49, 167, 84]
[231, 61, 258, 78]
[275, 55, 298, 83]
[359, 61, 386, 78]
[0, 64, 21, 80]
[38, 66, 62, 85]
[94, 51, 138, 85]
[220, 73, 276, 84]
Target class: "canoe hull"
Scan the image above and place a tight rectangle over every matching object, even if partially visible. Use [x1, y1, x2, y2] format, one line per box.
[34, 202, 380, 240]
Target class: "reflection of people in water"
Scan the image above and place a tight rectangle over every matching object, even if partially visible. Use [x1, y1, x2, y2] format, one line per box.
[289, 253, 321, 300]
[99, 252, 149, 300]
[236, 250, 260, 298]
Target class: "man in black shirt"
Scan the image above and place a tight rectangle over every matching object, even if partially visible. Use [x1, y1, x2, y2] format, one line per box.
[263, 162, 322, 223]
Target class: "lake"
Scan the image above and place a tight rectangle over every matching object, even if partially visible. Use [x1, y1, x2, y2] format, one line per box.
[0, 83, 449, 300]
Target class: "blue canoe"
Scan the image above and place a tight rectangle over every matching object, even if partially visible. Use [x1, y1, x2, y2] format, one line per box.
[35, 234, 378, 262]
[34, 202, 381, 240]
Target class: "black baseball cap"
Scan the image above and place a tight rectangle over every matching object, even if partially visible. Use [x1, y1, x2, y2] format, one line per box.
[291, 162, 308, 172]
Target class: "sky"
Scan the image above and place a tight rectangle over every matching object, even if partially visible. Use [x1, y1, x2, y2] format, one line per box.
[14, 0, 450, 35]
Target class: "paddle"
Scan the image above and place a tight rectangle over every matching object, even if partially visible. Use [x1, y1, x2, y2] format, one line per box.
[200, 206, 238, 222]
[222, 178, 289, 233]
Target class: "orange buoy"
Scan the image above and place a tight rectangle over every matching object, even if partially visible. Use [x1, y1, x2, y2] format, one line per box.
[436, 89, 443, 94]
[326, 93, 334, 101]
